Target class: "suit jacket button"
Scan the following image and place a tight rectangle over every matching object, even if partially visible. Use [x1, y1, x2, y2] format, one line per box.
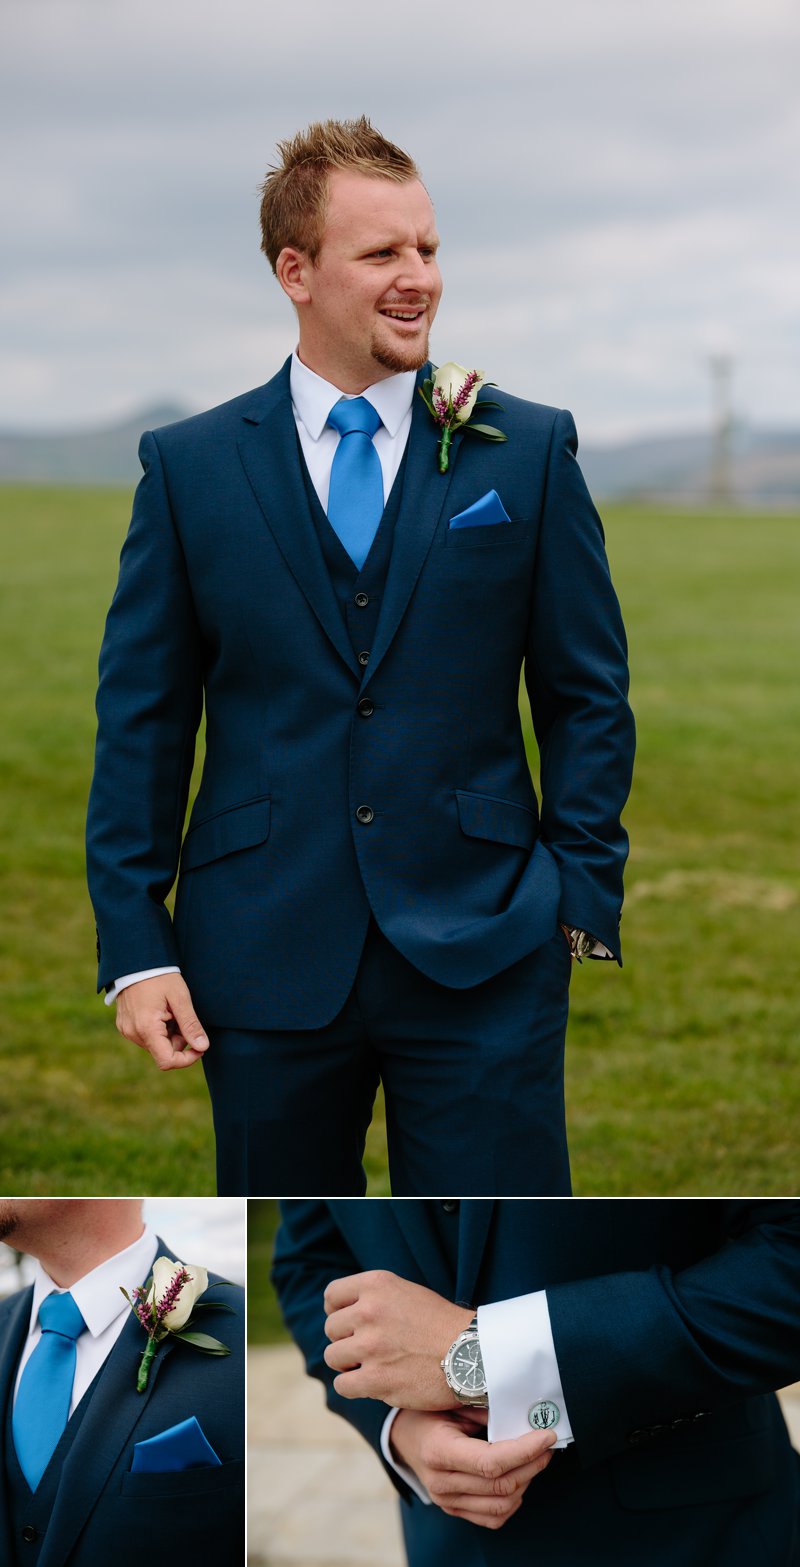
[22, 1526, 38, 1543]
[354, 591, 369, 607]
[356, 805, 374, 824]
[358, 650, 370, 666]
[357, 697, 374, 717]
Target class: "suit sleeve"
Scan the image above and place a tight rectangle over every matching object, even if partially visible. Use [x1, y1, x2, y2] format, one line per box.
[525, 409, 635, 958]
[272, 1201, 412, 1500]
[86, 430, 203, 990]
[546, 1200, 800, 1468]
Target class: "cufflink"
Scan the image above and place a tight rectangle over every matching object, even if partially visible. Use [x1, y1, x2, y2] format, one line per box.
[528, 1400, 560, 1430]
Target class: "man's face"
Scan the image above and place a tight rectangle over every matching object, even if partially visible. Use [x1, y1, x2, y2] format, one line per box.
[295, 170, 442, 388]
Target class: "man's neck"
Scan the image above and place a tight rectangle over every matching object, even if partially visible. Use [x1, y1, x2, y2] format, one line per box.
[30, 1224, 147, 1289]
[295, 343, 407, 395]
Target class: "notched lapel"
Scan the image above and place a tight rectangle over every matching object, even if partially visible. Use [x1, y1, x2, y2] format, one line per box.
[0, 1287, 34, 1567]
[236, 362, 360, 680]
[390, 1202, 460, 1302]
[38, 1280, 177, 1567]
[362, 369, 462, 689]
[455, 1201, 495, 1309]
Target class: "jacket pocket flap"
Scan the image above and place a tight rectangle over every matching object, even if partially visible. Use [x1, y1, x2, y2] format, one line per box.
[181, 798, 271, 871]
[456, 789, 538, 850]
[612, 1431, 774, 1511]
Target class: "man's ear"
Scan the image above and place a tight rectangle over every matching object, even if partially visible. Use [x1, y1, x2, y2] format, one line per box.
[276, 246, 312, 306]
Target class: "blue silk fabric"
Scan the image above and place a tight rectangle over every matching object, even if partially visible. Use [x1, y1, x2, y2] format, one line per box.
[448, 487, 511, 528]
[131, 1414, 221, 1473]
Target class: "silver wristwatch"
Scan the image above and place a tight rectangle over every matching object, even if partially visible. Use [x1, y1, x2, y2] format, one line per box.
[441, 1315, 489, 1406]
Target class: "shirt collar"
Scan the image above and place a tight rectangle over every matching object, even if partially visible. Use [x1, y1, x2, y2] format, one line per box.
[290, 349, 417, 440]
[29, 1226, 158, 1340]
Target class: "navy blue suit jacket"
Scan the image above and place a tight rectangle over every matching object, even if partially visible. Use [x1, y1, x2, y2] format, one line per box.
[0, 1246, 244, 1567]
[273, 1201, 800, 1566]
[87, 358, 635, 1029]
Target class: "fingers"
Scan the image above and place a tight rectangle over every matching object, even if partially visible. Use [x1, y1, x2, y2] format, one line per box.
[323, 1272, 379, 1316]
[428, 1442, 556, 1498]
[115, 977, 209, 1071]
[442, 1425, 557, 1480]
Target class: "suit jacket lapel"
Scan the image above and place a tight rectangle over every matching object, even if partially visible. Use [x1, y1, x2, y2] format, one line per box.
[0, 1284, 34, 1566]
[455, 1201, 496, 1309]
[361, 367, 462, 689]
[389, 1202, 458, 1302]
[236, 359, 360, 681]
[38, 1242, 178, 1567]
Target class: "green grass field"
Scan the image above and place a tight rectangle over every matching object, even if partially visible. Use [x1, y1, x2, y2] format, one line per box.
[1, 485, 797, 1195]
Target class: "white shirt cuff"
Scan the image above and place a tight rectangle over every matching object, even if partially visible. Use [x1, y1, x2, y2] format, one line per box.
[478, 1290, 574, 1449]
[588, 939, 613, 959]
[380, 1409, 432, 1504]
[105, 967, 181, 1005]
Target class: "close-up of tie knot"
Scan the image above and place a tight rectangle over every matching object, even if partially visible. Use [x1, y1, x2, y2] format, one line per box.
[326, 396, 381, 441]
[38, 1290, 86, 1341]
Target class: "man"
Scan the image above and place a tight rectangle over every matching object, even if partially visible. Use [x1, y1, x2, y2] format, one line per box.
[86, 117, 635, 1196]
[272, 1198, 800, 1566]
[0, 1199, 244, 1566]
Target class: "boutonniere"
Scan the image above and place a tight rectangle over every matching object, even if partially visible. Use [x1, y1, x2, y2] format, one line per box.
[418, 361, 507, 473]
[121, 1257, 234, 1391]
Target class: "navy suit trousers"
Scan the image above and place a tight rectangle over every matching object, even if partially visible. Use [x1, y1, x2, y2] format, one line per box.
[203, 920, 573, 1196]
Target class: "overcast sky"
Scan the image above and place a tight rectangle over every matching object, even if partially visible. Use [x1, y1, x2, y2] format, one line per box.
[2, 0, 798, 440]
[0, 1200, 246, 1293]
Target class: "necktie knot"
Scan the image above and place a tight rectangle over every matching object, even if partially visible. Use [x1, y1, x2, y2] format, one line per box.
[327, 395, 381, 441]
[38, 1291, 86, 1342]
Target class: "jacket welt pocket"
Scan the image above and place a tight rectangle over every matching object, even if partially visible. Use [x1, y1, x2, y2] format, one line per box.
[180, 797, 271, 871]
[445, 519, 526, 548]
[456, 788, 539, 850]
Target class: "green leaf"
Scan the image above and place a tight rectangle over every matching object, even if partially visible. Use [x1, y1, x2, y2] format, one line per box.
[473, 400, 503, 411]
[195, 1301, 237, 1314]
[464, 423, 507, 441]
[170, 1329, 231, 1354]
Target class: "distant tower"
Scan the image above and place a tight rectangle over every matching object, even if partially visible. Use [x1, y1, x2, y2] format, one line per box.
[708, 353, 734, 506]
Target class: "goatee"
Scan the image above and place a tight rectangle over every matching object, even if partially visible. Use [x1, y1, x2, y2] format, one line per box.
[0, 1210, 18, 1243]
[371, 336, 430, 375]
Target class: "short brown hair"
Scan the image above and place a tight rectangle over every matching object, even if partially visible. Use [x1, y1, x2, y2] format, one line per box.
[259, 116, 420, 273]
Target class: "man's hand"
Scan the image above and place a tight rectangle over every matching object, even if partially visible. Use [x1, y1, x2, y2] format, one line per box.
[115, 975, 209, 1071]
[390, 1409, 556, 1530]
[323, 1270, 473, 1408]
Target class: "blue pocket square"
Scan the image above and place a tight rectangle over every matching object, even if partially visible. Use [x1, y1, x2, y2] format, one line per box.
[131, 1416, 222, 1474]
[448, 490, 511, 529]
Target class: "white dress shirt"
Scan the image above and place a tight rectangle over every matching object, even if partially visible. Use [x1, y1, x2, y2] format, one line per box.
[382, 1288, 573, 1502]
[107, 351, 417, 1004]
[13, 1226, 158, 1415]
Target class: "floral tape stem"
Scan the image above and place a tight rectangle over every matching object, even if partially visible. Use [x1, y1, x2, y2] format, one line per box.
[137, 1338, 158, 1392]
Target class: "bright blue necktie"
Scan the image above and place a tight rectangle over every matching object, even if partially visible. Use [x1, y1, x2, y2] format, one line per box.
[13, 1291, 87, 1491]
[326, 396, 383, 569]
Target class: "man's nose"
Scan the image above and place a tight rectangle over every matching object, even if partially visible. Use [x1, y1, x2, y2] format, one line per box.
[395, 250, 433, 293]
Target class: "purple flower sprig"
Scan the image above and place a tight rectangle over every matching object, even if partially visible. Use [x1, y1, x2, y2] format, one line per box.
[418, 362, 506, 472]
[130, 1269, 191, 1336]
[121, 1259, 232, 1392]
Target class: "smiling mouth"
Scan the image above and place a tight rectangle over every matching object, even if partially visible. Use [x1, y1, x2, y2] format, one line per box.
[379, 306, 427, 323]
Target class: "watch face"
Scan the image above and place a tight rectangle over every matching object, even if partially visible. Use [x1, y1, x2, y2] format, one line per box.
[451, 1336, 487, 1396]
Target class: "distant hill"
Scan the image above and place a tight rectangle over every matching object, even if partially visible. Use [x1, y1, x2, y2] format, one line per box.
[1, 405, 799, 503]
[0, 405, 190, 485]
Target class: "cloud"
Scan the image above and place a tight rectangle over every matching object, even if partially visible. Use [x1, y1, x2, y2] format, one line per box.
[2, 0, 798, 436]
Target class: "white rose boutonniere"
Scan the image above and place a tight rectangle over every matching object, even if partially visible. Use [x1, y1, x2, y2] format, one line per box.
[419, 361, 507, 472]
[122, 1256, 234, 1391]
